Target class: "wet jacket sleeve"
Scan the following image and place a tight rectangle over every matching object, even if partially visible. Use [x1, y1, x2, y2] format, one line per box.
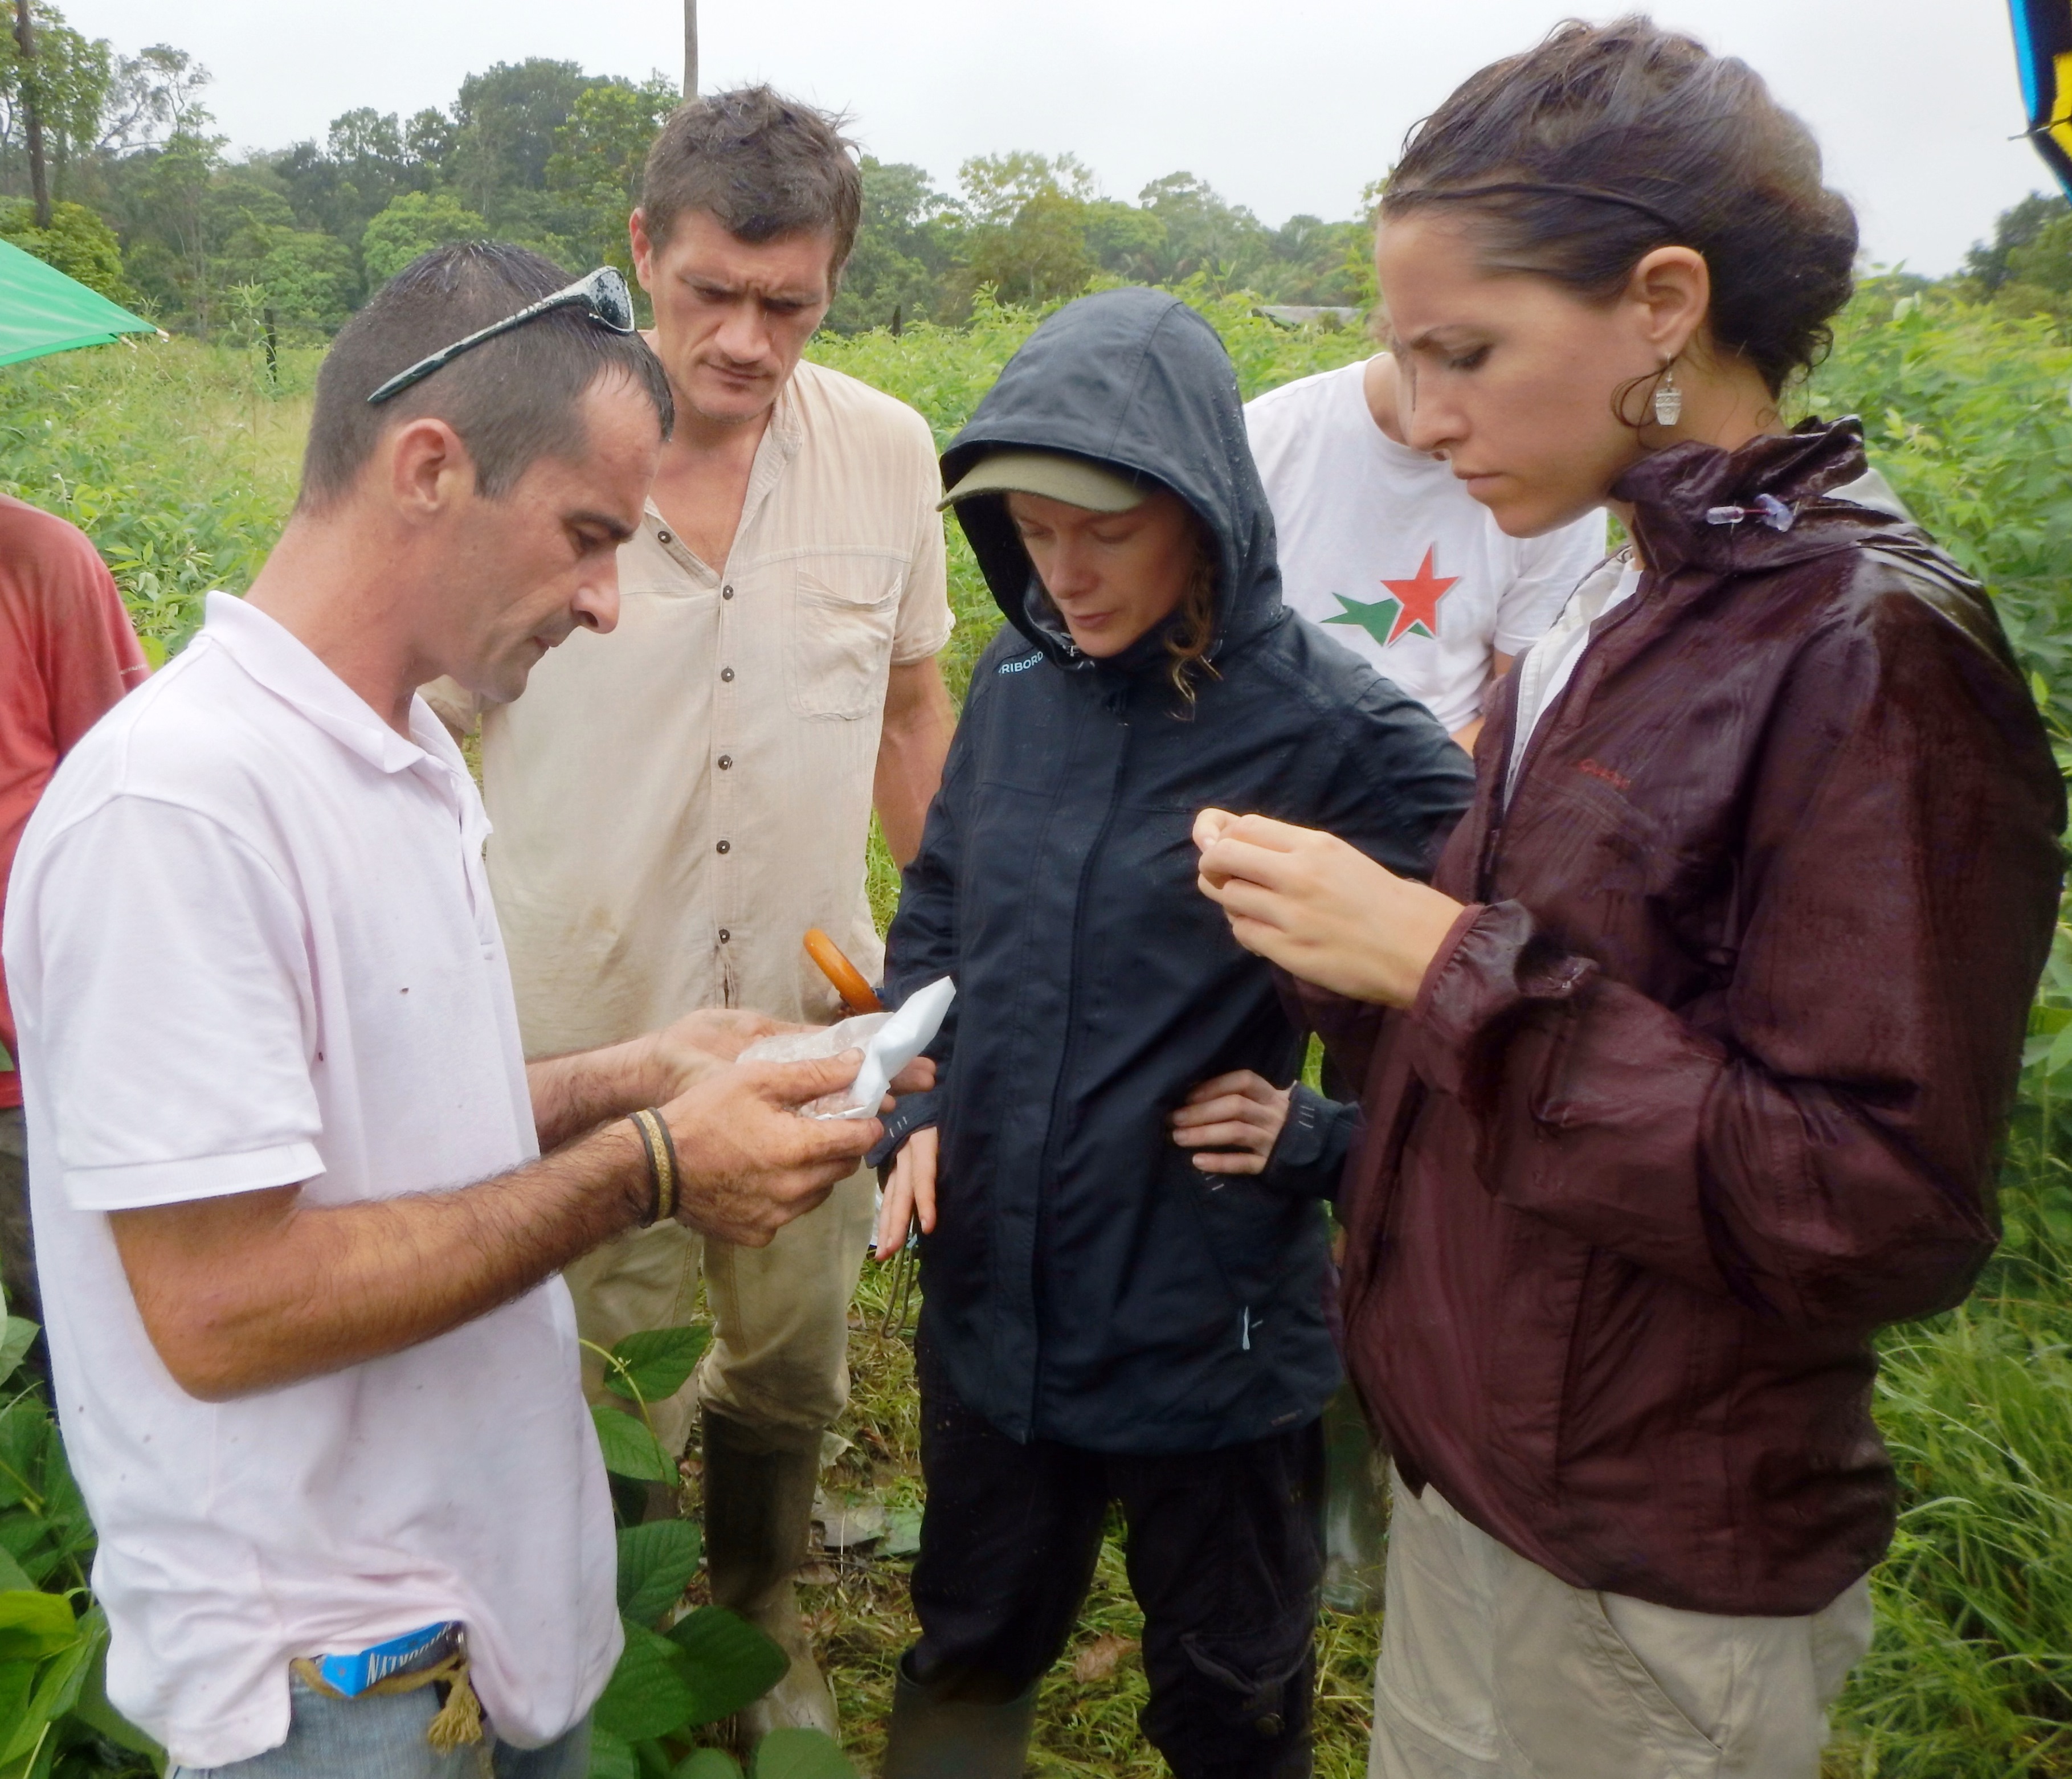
[1260, 1082, 1359, 1203]
[1268, 673, 1474, 1150]
[1405, 597, 2062, 1328]
[869, 692, 979, 1167]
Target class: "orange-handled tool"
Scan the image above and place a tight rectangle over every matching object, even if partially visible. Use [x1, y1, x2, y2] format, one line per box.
[803, 927, 883, 1015]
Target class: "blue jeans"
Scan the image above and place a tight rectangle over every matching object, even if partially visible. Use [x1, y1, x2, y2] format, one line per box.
[169, 1673, 590, 1779]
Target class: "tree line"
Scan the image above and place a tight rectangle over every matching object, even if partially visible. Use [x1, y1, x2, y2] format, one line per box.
[0, 3, 1374, 340]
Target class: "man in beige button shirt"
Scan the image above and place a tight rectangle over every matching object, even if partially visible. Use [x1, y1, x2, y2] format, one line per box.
[428, 89, 955, 1743]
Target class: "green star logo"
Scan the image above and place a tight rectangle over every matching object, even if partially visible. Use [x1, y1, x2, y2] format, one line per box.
[1324, 592, 1408, 647]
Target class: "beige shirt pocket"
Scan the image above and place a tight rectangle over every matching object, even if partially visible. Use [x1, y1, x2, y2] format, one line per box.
[786, 555, 903, 720]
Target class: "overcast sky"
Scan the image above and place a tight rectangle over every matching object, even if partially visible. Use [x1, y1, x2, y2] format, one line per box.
[66, 0, 2050, 275]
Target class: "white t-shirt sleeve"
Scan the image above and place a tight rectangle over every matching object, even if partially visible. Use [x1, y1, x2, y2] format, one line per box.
[28, 795, 322, 1210]
[1494, 509, 1613, 657]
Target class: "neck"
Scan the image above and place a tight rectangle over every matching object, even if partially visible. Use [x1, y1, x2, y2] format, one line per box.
[1362, 353, 1408, 445]
[666, 394, 777, 461]
[1608, 353, 1781, 561]
[244, 512, 428, 738]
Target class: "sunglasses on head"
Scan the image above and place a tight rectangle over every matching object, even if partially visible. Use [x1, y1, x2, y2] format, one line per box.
[365, 266, 638, 406]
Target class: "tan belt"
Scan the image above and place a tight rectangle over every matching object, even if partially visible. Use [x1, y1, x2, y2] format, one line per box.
[290, 1643, 485, 1756]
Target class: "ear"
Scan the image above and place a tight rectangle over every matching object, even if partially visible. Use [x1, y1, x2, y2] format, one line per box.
[629, 208, 657, 295]
[385, 416, 474, 518]
[1624, 246, 1710, 363]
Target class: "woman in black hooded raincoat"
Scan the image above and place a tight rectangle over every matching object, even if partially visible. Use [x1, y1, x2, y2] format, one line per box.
[869, 287, 1473, 1779]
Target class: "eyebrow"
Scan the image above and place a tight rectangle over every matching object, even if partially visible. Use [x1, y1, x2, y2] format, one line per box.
[571, 508, 639, 545]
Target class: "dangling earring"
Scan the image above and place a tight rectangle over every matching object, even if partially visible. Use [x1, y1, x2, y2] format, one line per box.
[1652, 362, 1683, 427]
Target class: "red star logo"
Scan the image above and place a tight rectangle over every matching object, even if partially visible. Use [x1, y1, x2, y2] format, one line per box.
[1378, 546, 1458, 644]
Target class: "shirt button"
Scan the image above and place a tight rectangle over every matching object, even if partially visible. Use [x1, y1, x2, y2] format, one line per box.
[722, 584, 735, 599]
[716, 840, 731, 854]
[721, 666, 734, 682]
[718, 928, 731, 943]
[717, 754, 733, 770]
[657, 529, 672, 544]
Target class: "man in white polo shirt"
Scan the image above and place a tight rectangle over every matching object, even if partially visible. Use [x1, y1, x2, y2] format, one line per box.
[1247, 350, 1606, 750]
[3, 244, 898, 1776]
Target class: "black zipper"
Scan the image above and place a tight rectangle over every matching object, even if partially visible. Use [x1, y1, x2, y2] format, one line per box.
[1023, 673, 1133, 1434]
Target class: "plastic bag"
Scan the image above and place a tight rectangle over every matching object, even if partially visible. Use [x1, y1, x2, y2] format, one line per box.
[738, 976, 956, 1119]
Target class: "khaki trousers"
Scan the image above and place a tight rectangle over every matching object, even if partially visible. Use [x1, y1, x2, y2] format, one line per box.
[565, 1164, 877, 1456]
[1370, 1467, 1873, 1779]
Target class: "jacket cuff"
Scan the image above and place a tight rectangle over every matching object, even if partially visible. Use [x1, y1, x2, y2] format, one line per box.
[866, 1087, 942, 1171]
[1261, 1084, 1358, 1201]
[1408, 900, 1598, 1106]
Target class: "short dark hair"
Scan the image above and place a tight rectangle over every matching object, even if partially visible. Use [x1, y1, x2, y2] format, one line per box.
[299, 242, 674, 510]
[640, 85, 862, 278]
[1382, 16, 1857, 397]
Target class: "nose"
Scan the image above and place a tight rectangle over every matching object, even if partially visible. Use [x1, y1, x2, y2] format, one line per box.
[712, 299, 769, 367]
[1043, 535, 1099, 601]
[572, 551, 622, 636]
[1400, 370, 1463, 460]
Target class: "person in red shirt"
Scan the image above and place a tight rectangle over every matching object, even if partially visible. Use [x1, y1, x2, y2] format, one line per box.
[0, 492, 148, 1322]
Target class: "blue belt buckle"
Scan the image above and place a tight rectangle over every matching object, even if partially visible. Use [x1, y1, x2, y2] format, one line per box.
[314, 1622, 457, 1698]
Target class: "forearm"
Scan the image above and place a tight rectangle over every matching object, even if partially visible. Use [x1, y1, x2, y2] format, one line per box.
[115, 1122, 652, 1400]
[528, 1036, 689, 1152]
[1412, 901, 1999, 1326]
[874, 662, 955, 866]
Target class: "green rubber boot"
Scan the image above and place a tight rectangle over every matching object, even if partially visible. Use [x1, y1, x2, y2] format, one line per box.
[700, 1409, 839, 1746]
[880, 1656, 1037, 1779]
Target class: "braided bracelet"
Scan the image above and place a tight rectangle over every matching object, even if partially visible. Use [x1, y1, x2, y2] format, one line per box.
[627, 1108, 679, 1226]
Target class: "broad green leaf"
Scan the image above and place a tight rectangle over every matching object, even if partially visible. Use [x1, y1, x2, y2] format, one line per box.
[0, 1591, 75, 1662]
[675, 1752, 745, 1779]
[590, 1405, 677, 1484]
[0, 1661, 36, 1756]
[2, 1608, 100, 1762]
[0, 1547, 30, 1594]
[751, 1728, 859, 1779]
[585, 1724, 640, 1779]
[616, 1519, 701, 1625]
[0, 1321, 34, 1384]
[0, 1405, 44, 1511]
[663, 1606, 788, 1727]
[603, 1326, 712, 1404]
[594, 1621, 700, 1743]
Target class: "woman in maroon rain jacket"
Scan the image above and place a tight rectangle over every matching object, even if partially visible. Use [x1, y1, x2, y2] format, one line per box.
[1195, 19, 2065, 1779]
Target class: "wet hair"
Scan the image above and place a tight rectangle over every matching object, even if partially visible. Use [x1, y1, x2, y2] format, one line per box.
[640, 85, 862, 279]
[299, 243, 673, 511]
[1163, 520, 1220, 707]
[1381, 15, 1857, 398]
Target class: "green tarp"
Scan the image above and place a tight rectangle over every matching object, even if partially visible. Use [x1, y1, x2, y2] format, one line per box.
[0, 236, 157, 368]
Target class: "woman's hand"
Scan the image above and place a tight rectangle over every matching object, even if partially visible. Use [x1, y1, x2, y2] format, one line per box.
[1194, 809, 1465, 1007]
[873, 1124, 938, 1259]
[1170, 1071, 1290, 1175]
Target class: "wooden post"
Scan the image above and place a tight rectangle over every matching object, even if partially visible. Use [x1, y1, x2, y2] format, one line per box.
[891, 304, 902, 338]
[13, 0, 51, 228]
[684, 0, 698, 98]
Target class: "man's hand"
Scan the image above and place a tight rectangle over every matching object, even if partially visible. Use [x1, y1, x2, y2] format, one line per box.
[1170, 1071, 1290, 1175]
[1194, 808, 1464, 1008]
[638, 1009, 792, 1102]
[873, 1124, 938, 1260]
[661, 1051, 884, 1247]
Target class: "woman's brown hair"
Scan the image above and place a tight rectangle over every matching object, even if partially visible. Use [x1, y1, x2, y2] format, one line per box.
[1163, 515, 1221, 707]
[1380, 16, 1857, 399]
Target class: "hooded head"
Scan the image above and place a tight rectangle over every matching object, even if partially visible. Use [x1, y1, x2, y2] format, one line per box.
[941, 288, 1284, 678]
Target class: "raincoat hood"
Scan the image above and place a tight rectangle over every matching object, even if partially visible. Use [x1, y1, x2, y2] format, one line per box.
[941, 287, 1282, 670]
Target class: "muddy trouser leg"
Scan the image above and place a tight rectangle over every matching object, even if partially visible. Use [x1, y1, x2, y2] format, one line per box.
[903, 1319, 1110, 1699]
[1116, 1418, 1326, 1779]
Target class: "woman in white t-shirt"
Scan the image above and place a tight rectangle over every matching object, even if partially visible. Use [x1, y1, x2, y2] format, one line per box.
[1247, 351, 1605, 749]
